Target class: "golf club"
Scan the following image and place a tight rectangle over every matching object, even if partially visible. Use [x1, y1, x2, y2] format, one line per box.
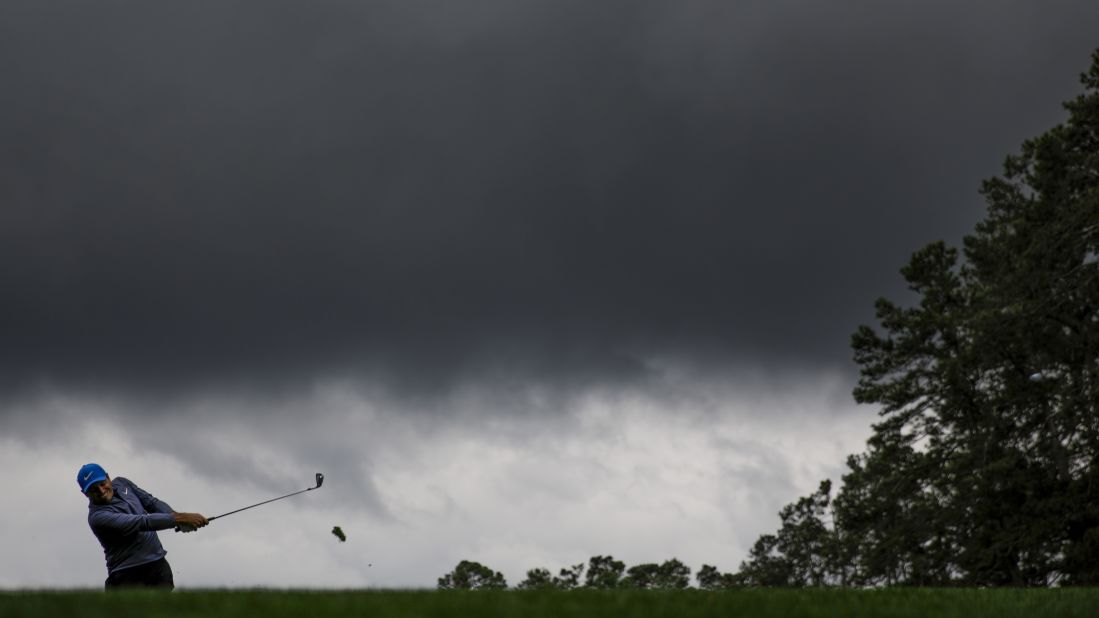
[177, 473, 324, 531]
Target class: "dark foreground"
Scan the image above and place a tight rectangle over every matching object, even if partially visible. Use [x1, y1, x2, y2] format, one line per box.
[2, 588, 1097, 618]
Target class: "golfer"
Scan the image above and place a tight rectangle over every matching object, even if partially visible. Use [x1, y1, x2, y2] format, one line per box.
[78, 463, 208, 590]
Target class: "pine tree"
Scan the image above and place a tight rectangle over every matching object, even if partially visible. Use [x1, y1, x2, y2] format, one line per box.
[737, 48, 1099, 587]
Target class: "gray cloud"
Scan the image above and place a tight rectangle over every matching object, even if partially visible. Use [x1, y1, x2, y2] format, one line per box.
[0, 373, 874, 588]
[2, 1, 1097, 403]
[4, 2, 1094, 585]
[5, 2, 1094, 588]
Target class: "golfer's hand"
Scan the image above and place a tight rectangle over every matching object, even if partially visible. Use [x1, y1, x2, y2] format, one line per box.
[174, 512, 209, 530]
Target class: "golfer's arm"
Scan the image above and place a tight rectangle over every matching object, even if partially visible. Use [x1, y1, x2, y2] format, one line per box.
[89, 510, 178, 535]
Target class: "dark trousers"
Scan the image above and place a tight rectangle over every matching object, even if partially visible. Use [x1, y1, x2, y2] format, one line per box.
[105, 557, 175, 591]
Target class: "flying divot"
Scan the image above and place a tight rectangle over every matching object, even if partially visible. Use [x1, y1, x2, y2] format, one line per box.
[332, 526, 346, 542]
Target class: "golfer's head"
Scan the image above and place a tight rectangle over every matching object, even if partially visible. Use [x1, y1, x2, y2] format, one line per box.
[78, 463, 113, 504]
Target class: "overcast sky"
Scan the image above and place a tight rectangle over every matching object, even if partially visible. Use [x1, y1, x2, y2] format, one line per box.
[2, 1, 1097, 589]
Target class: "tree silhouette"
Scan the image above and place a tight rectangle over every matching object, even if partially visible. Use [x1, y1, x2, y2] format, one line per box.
[437, 560, 508, 590]
[517, 568, 554, 590]
[623, 559, 691, 589]
[737, 47, 1099, 587]
[697, 564, 741, 590]
[584, 555, 625, 588]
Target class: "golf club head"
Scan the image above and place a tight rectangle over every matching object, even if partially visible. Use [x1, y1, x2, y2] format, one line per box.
[315, 473, 325, 489]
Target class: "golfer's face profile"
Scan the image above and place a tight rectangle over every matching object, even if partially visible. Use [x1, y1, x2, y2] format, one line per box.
[86, 478, 114, 504]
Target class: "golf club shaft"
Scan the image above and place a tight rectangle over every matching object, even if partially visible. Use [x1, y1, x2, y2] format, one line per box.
[175, 473, 323, 532]
[209, 486, 318, 521]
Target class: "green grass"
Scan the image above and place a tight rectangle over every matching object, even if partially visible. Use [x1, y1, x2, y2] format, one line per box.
[2, 588, 1097, 618]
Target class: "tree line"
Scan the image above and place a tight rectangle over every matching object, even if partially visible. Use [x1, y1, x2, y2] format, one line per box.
[441, 47, 1099, 590]
[732, 48, 1099, 587]
[438, 556, 731, 590]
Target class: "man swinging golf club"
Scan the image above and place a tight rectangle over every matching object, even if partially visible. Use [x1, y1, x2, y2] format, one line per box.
[78, 463, 208, 590]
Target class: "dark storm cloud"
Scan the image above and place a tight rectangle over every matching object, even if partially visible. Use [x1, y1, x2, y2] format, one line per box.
[2, 0, 1097, 397]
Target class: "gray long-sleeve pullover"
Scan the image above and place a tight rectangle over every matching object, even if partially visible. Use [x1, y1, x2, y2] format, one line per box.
[87, 477, 177, 574]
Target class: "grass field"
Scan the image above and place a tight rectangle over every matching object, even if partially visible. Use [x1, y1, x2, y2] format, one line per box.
[2, 588, 1097, 618]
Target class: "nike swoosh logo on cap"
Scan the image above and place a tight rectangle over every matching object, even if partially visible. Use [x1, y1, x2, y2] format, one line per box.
[83, 471, 93, 481]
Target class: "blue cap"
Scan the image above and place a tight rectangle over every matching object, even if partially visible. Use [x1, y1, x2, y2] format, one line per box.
[78, 463, 108, 493]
